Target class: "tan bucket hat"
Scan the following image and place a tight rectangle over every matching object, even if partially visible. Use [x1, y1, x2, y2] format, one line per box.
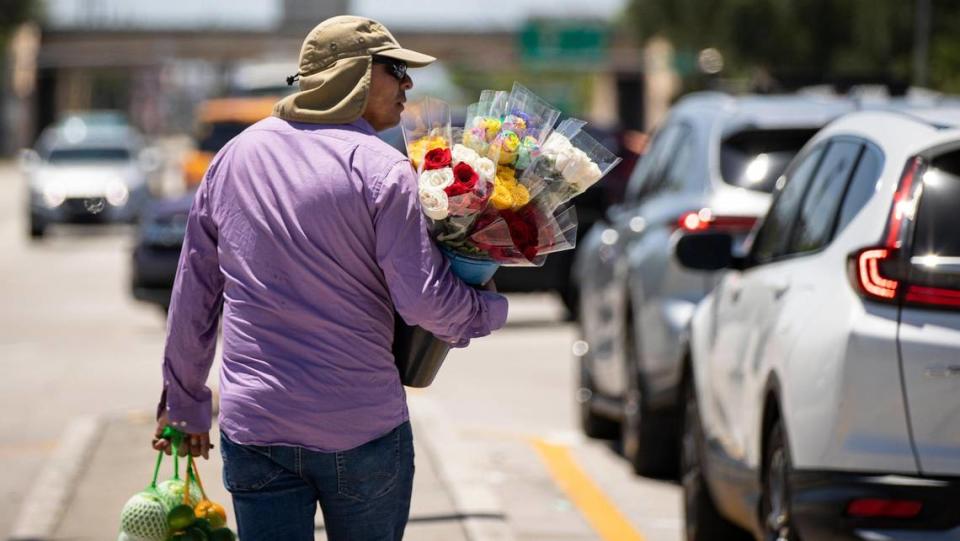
[273, 16, 436, 124]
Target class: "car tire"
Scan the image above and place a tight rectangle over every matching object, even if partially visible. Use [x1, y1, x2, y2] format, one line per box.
[577, 353, 619, 440]
[559, 284, 580, 322]
[682, 378, 753, 541]
[621, 323, 678, 477]
[622, 378, 678, 477]
[29, 214, 46, 239]
[761, 420, 800, 541]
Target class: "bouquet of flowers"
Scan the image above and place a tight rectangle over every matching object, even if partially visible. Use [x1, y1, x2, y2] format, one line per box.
[402, 83, 620, 285]
[118, 428, 235, 541]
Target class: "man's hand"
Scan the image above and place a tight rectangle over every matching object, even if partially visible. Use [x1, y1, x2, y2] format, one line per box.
[153, 411, 213, 460]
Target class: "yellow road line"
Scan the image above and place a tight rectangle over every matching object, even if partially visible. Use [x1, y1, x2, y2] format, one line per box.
[531, 439, 646, 541]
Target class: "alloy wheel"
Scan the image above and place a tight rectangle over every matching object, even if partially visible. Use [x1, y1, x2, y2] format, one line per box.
[763, 426, 796, 541]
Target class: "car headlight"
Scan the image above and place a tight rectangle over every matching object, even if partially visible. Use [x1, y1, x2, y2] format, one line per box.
[106, 181, 129, 206]
[42, 183, 66, 208]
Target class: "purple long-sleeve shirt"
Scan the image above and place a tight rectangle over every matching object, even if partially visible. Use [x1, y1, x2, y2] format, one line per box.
[161, 116, 508, 452]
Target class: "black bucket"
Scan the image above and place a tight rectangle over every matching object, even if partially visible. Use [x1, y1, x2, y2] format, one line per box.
[392, 313, 452, 388]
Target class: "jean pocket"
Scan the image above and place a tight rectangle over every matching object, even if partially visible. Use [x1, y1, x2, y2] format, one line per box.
[220, 434, 285, 492]
[335, 427, 402, 502]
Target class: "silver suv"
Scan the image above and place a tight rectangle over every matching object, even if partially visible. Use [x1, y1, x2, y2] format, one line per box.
[676, 108, 960, 541]
[573, 92, 853, 475]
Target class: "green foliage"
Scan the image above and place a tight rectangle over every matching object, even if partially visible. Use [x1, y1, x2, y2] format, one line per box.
[0, 0, 37, 42]
[626, 0, 960, 91]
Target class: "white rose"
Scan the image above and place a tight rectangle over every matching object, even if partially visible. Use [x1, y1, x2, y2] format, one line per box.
[542, 133, 574, 159]
[418, 168, 454, 191]
[452, 144, 481, 168]
[419, 188, 450, 220]
[474, 157, 496, 182]
[559, 147, 602, 191]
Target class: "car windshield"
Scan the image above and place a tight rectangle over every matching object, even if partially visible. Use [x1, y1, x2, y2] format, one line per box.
[197, 122, 249, 153]
[47, 147, 131, 163]
[720, 128, 819, 193]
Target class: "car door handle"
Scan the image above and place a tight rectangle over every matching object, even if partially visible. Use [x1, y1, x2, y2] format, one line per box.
[729, 285, 742, 303]
[773, 281, 790, 299]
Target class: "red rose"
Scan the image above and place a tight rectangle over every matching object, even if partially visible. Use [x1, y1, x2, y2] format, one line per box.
[423, 147, 452, 170]
[501, 207, 540, 261]
[445, 162, 479, 197]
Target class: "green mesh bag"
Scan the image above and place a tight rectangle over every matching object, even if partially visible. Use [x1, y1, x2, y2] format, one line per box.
[119, 490, 168, 541]
[155, 479, 203, 511]
[118, 427, 194, 541]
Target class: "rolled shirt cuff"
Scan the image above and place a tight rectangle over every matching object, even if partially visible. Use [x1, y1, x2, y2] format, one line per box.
[158, 387, 213, 434]
[478, 291, 509, 334]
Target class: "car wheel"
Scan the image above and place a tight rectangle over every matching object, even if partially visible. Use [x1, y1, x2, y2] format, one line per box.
[682, 378, 753, 541]
[761, 420, 800, 541]
[559, 284, 580, 322]
[621, 324, 677, 477]
[577, 351, 619, 439]
[29, 214, 46, 239]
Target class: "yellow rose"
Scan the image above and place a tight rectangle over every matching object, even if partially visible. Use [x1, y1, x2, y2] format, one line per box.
[491, 179, 514, 210]
[509, 183, 530, 208]
[408, 135, 447, 170]
[496, 131, 520, 164]
[482, 118, 502, 141]
[496, 165, 516, 184]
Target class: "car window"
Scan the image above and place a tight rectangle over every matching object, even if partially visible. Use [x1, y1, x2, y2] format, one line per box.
[47, 147, 131, 163]
[720, 128, 819, 193]
[788, 140, 863, 254]
[661, 133, 698, 193]
[909, 150, 960, 290]
[749, 143, 826, 264]
[624, 122, 687, 202]
[835, 144, 884, 233]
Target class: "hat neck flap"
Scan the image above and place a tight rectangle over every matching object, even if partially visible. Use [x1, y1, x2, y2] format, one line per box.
[273, 55, 372, 125]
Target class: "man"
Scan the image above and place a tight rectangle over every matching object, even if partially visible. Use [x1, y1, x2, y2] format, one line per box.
[151, 16, 508, 541]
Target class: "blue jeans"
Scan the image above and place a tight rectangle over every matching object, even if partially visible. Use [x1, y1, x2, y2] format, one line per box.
[220, 422, 415, 541]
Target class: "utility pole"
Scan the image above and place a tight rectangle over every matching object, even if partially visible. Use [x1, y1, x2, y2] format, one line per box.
[913, 0, 931, 87]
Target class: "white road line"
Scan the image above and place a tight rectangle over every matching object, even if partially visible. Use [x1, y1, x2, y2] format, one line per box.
[8, 415, 101, 541]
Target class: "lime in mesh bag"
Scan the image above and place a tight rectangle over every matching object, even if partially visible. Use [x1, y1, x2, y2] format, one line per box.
[119, 426, 236, 541]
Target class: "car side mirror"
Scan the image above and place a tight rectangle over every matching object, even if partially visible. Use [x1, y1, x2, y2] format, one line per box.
[18, 148, 40, 173]
[675, 232, 742, 271]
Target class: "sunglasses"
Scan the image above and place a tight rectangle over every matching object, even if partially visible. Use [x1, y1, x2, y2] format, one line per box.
[372, 56, 408, 81]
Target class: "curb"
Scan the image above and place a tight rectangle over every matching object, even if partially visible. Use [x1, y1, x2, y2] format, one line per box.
[8, 415, 102, 541]
[408, 394, 515, 541]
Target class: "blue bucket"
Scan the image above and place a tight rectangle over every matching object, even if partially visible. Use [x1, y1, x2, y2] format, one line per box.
[440, 247, 499, 285]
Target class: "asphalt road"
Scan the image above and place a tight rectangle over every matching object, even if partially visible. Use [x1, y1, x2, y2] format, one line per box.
[0, 160, 682, 541]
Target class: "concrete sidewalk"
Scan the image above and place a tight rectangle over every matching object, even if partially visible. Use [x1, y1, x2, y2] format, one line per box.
[45, 408, 475, 541]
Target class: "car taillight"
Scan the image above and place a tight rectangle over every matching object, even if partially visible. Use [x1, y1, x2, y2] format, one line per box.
[851, 248, 900, 300]
[849, 156, 960, 309]
[846, 498, 923, 519]
[676, 209, 757, 233]
[885, 157, 924, 249]
[904, 285, 960, 308]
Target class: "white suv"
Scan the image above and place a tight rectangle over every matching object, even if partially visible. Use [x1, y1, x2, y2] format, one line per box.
[675, 109, 960, 541]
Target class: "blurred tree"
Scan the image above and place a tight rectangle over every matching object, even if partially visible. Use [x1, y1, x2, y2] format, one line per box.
[0, 0, 37, 44]
[625, 0, 960, 92]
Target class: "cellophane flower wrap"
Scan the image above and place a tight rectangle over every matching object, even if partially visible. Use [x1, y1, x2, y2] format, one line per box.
[402, 98, 496, 253]
[402, 87, 619, 271]
[521, 118, 622, 212]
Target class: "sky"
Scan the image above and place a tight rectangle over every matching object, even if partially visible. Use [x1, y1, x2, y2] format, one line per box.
[350, 0, 628, 31]
[44, 0, 283, 30]
[43, 0, 628, 32]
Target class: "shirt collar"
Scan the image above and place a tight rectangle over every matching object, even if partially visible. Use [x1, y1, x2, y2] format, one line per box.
[350, 117, 377, 135]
